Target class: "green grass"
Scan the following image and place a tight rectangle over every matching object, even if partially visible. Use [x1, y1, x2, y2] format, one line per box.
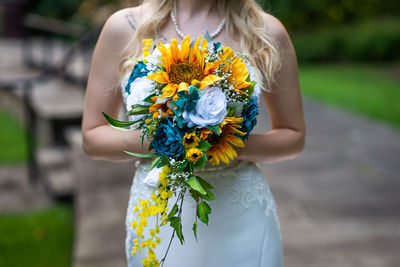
[0, 108, 28, 164]
[0, 203, 74, 267]
[299, 62, 400, 129]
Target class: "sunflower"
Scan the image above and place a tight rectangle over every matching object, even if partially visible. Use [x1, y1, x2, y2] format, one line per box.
[182, 132, 200, 148]
[219, 47, 252, 94]
[148, 96, 174, 119]
[186, 148, 203, 164]
[206, 117, 246, 166]
[147, 36, 223, 100]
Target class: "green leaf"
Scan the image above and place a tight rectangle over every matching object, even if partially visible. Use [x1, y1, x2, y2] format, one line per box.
[189, 189, 200, 202]
[246, 81, 256, 97]
[126, 104, 149, 116]
[192, 221, 198, 241]
[193, 154, 207, 169]
[201, 188, 216, 201]
[186, 176, 207, 195]
[197, 140, 212, 152]
[197, 201, 211, 225]
[102, 112, 137, 128]
[196, 176, 213, 189]
[147, 156, 161, 171]
[179, 160, 188, 169]
[143, 93, 157, 103]
[206, 124, 220, 135]
[161, 154, 170, 166]
[123, 151, 156, 158]
[169, 217, 184, 244]
[167, 204, 179, 219]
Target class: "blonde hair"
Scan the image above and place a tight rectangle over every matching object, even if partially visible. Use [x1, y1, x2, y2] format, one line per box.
[119, 0, 282, 93]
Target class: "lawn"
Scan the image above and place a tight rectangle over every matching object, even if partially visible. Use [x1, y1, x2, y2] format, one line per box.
[299, 62, 400, 129]
[0, 203, 74, 267]
[0, 108, 28, 164]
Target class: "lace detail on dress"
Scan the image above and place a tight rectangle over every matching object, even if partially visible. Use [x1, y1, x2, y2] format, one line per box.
[126, 160, 281, 241]
[190, 161, 281, 238]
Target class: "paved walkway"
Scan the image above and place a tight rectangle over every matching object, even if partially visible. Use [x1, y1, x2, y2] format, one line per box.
[255, 97, 400, 267]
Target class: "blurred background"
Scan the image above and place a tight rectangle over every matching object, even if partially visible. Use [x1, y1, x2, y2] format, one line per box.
[0, 0, 399, 266]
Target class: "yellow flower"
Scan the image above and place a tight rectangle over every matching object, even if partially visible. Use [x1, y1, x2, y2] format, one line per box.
[186, 148, 203, 164]
[162, 166, 171, 173]
[219, 47, 252, 94]
[199, 128, 213, 140]
[206, 117, 246, 165]
[147, 35, 223, 100]
[182, 132, 200, 148]
[149, 96, 174, 119]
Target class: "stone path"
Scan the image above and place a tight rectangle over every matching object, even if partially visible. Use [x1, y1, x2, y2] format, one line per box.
[255, 97, 400, 267]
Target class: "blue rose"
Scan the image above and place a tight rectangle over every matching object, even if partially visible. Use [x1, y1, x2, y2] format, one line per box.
[152, 119, 184, 158]
[124, 61, 149, 93]
[240, 98, 259, 140]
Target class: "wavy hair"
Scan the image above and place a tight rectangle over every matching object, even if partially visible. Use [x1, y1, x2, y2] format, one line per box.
[119, 0, 282, 93]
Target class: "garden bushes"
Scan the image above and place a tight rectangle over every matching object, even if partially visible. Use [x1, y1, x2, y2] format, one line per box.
[292, 18, 400, 62]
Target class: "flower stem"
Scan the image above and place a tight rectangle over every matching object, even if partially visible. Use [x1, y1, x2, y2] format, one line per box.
[160, 192, 185, 266]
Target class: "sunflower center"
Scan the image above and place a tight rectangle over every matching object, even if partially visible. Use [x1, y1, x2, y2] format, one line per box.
[169, 62, 204, 85]
[208, 133, 223, 146]
[185, 136, 194, 144]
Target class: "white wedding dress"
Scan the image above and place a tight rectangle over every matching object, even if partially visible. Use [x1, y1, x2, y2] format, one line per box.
[121, 65, 283, 267]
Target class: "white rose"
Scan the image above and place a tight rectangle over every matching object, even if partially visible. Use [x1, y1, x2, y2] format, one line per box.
[183, 86, 227, 128]
[142, 166, 162, 188]
[126, 76, 154, 128]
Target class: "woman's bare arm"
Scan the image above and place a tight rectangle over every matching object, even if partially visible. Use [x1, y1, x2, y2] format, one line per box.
[237, 14, 306, 163]
[81, 7, 151, 162]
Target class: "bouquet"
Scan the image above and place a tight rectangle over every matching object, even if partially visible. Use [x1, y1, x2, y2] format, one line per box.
[103, 33, 260, 267]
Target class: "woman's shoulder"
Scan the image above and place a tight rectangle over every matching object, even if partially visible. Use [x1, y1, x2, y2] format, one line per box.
[256, 10, 292, 47]
[98, 4, 149, 46]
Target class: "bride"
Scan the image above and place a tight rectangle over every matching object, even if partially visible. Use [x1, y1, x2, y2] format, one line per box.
[81, 0, 305, 266]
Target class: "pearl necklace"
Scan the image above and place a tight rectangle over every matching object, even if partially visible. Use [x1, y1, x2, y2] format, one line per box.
[170, 10, 225, 40]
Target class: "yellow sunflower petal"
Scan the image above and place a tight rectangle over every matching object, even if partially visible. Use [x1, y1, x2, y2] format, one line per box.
[204, 60, 222, 75]
[156, 42, 172, 72]
[161, 83, 178, 99]
[195, 49, 205, 70]
[221, 142, 237, 160]
[181, 35, 191, 61]
[170, 39, 181, 63]
[178, 82, 189, 92]
[201, 38, 208, 51]
[199, 74, 224, 89]
[226, 135, 245, 148]
[207, 150, 220, 166]
[147, 72, 170, 84]
[215, 146, 229, 165]
[189, 36, 202, 63]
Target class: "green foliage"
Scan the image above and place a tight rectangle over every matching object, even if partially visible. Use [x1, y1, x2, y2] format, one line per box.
[186, 176, 207, 195]
[0, 109, 28, 164]
[197, 201, 211, 225]
[0, 203, 74, 266]
[259, 0, 400, 32]
[293, 18, 400, 62]
[299, 63, 400, 129]
[33, 0, 83, 20]
[169, 217, 184, 244]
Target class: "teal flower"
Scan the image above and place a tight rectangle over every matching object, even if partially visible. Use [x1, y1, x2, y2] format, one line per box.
[152, 119, 184, 158]
[125, 61, 149, 94]
[239, 98, 258, 140]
